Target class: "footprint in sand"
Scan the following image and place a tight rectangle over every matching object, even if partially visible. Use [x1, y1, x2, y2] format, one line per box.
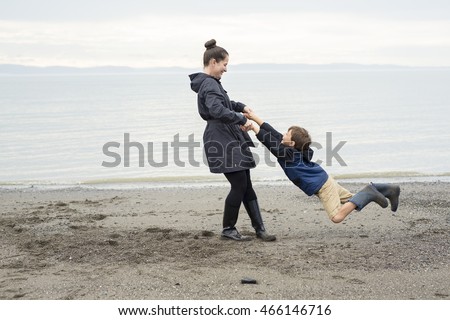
[347, 278, 366, 285]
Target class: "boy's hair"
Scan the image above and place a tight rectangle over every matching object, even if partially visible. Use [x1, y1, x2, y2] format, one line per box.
[288, 126, 311, 151]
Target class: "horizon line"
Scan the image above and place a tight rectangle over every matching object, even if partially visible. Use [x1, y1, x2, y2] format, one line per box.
[1, 63, 450, 75]
[2, 62, 450, 69]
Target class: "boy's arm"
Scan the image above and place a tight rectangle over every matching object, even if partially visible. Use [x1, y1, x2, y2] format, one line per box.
[247, 118, 292, 160]
[245, 110, 283, 141]
[248, 112, 264, 127]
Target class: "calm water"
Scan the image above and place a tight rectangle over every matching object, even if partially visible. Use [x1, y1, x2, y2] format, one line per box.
[1, 70, 449, 186]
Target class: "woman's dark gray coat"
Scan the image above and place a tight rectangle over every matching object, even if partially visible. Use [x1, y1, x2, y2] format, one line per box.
[189, 72, 256, 173]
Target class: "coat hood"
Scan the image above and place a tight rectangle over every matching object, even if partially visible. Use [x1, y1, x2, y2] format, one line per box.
[189, 72, 212, 93]
[291, 147, 314, 164]
[303, 148, 314, 162]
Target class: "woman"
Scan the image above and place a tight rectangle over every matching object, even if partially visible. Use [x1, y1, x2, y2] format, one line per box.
[189, 39, 275, 241]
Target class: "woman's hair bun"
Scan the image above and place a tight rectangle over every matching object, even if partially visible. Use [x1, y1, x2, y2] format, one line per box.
[202, 39, 228, 66]
[204, 39, 217, 50]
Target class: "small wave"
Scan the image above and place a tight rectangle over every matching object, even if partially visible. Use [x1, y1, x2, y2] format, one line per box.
[80, 175, 224, 185]
[334, 171, 423, 179]
[331, 171, 450, 183]
[334, 171, 450, 179]
[2, 171, 449, 190]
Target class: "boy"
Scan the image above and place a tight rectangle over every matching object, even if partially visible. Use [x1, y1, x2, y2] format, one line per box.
[244, 111, 400, 223]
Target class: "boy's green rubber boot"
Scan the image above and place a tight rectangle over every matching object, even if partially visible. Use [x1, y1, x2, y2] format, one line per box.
[371, 183, 400, 212]
[349, 184, 388, 211]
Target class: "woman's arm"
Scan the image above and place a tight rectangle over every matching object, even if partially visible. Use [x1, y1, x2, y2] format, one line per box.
[203, 85, 247, 125]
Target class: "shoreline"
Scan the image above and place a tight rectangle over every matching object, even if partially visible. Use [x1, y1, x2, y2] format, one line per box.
[1, 181, 449, 299]
[2, 172, 450, 191]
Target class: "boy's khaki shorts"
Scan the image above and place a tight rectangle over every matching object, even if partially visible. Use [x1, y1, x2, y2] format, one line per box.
[316, 176, 353, 219]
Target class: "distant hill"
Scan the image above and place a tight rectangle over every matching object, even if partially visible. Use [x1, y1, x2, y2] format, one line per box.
[0, 64, 194, 75]
[0, 63, 448, 75]
[232, 63, 436, 72]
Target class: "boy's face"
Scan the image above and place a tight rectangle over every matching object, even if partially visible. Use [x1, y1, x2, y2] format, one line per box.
[281, 129, 295, 147]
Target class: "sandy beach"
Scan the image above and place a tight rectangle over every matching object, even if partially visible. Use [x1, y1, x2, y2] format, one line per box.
[1, 181, 449, 300]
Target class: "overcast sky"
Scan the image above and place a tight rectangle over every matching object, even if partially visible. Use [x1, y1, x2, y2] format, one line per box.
[1, 0, 450, 67]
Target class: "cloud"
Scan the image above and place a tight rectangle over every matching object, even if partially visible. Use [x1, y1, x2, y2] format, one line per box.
[2, 0, 450, 21]
[1, 11, 450, 67]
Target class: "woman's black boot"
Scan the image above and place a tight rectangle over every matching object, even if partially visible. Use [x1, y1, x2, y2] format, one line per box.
[221, 203, 251, 241]
[244, 200, 276, 241]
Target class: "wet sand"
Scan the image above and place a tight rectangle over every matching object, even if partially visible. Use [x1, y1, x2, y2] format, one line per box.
[1, 181, 449, 300]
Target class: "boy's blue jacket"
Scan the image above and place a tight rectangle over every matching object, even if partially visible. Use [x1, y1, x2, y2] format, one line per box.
[256, 122, 328, 196]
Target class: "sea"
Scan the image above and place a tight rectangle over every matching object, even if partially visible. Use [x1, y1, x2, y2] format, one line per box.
[1, 68, 450, 189]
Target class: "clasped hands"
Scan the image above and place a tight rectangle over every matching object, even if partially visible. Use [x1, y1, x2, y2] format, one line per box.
[241, 106, 256, 132]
